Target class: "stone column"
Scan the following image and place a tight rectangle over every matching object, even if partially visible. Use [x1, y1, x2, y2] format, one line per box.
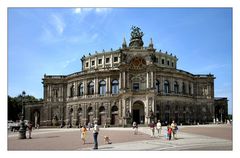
[49, 85, 52, 102]
[126, 72, 129, 89]
[107, 102, 111, 125]
[73, 105, 78, 127]
[84, 80, 87, 96]
[119, 72, 122, 90]
[95, 56, 97, 69]
[146, 72, 149, 89]
[145, 99, 149, 125]
[110, 54, 113, 67]
[95, 77, 99, 95]
[151, 71, 153, 88]
[123, 71, 126, 89]
[95, 103, 99, 122]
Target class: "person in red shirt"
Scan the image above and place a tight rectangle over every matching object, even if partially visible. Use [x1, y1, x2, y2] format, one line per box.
[167, 125, 172, 140]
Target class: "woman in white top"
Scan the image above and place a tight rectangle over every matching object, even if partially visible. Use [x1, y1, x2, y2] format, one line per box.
[156, 120, 162, 137]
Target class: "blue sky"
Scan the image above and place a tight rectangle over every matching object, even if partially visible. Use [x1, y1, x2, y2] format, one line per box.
[8, 8, 232, 114]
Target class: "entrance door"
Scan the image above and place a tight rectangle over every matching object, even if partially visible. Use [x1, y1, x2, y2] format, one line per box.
[133, 109, 140, 124]
[132, 101, 145, 124]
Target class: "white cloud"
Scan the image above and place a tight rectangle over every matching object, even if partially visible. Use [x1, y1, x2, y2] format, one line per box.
[72, 8, 93, 15]
[95, 8, 111, 14]
[40, 14, 66, 43]
[73, 8, 82, 14]
[51, 14, 65, 35]
[63, 58, 77, 68]
[72, 8, 111, 15]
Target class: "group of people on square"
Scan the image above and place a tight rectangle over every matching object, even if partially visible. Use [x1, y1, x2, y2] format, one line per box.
[148, 120, 163, 137]
[133, 120, 178, 140]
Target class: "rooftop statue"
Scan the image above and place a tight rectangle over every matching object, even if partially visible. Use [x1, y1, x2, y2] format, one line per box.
[130, 26, 144, 40]
[129, 26, 144, 48]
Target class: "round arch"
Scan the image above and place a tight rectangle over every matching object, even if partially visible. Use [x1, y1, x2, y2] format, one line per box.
[132, 101, 145, 124]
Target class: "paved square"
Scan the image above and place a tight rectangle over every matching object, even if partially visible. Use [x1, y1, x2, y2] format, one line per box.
[8, 124, 232, 151]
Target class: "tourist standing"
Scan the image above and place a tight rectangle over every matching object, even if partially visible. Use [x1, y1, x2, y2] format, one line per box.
[88, 122, 91, 131]
[149, 121, 155, 137]
[156, 120, 162, 137]
[93, 121, 99, 150]
[81, 125, 87, 144]
[27, 121, 33, 139]
[171, 120, 177, 139]
[132, 121, 138, 135]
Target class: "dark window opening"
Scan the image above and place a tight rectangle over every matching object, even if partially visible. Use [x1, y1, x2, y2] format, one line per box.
[114, 57, 118, 62]
[106, 58, 110, 63]
[133, 83, 140, 92]
[98, 59, 102, 64]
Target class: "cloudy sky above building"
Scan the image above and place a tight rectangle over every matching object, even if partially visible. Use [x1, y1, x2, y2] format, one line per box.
[8, 8, 232, 113]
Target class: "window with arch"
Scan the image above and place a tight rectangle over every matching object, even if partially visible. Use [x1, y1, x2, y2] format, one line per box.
[155, 80, 160, 93]
[88, 81, 94, 95]
[164, 80, 170, 94]
[99, 106, 106, 114]
[174, 81, 179, 94]
[182, 82, 186, 94]
[111, 105, 118, 112]
[112, 80, 119, 94]
[99, 80, 106, 96]
[78, 83, 84, 96]
[70, 85, 74, 97]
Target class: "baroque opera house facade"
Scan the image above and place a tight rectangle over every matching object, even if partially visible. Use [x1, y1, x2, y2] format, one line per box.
[25, 27, 225, 127]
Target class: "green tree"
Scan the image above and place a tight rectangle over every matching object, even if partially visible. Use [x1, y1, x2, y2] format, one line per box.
[8, 94, 41, 121]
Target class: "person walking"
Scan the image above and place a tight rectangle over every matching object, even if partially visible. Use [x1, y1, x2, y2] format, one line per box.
[132, 121, 138, 135]
[27, 121, 33, 139]
[149, 121, 155, 137]
[156, 120, 162, 137]
[81, 125, 87, 144]
[167, 124, 172, 140]
[171, 120, 177, 139]
[93, 121, 99, 150]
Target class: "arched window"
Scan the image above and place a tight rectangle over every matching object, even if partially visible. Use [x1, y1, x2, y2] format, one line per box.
[182, 82, 186, 94]
[70, 85, 74, 97]
[174, 81, 179, 94]
[88, 81, 94, 95]
[111, 106, 118, 112]
[99, 106, 106, 114]
[155, 80, 160, 93]
[164, 80, 170, 93]
[112, 80, 119, 94]
[78, 83, 84, 96]
[99, 80, 106, 96]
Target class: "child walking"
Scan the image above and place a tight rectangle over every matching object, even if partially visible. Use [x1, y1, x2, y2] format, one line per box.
[81, 125, 87, 144]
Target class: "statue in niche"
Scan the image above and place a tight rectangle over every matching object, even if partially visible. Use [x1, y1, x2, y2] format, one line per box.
[150, 53, 157, 63]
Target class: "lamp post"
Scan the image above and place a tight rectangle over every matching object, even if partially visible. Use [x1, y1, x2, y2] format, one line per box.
[18, 91, 26, 139]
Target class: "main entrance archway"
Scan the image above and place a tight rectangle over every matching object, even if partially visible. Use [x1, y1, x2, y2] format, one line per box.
[132, 101, 145, 124]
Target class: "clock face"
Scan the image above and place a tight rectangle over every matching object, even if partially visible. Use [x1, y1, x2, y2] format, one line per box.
[130, 56, 146, 69]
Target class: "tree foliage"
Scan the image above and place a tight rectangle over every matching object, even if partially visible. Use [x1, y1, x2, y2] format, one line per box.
[8, 94, 42, 121]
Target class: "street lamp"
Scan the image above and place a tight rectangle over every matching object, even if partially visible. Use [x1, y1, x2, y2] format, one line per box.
[18, 91, 26, 139]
